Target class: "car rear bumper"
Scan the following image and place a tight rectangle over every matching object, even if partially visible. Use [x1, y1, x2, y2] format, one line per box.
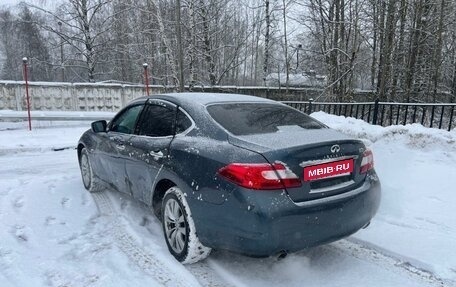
[190, 172, 381, 256]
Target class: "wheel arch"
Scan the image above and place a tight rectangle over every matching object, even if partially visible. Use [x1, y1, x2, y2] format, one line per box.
[77, 143, 85, 162]
[152, 178, 177, 218]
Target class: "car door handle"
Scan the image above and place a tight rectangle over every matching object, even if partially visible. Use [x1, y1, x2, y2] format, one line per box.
[116, 144, 126, 151]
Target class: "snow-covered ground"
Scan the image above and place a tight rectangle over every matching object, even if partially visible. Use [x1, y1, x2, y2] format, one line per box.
[311, 112, 456, 281]
[0, 114, 455, 287]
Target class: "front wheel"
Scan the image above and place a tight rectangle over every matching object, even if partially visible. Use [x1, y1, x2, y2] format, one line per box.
[162, 187, 211, 264]
[79, 148, 103, 193]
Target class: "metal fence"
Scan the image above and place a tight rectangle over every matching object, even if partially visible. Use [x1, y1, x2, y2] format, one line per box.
[1, 100, 454, 132]
[283, 100, 456, 131]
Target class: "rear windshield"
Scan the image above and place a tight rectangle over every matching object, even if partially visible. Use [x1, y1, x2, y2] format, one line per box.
[207, 103, 326, 136]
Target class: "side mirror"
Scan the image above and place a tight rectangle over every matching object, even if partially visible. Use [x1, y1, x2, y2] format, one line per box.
[91, 120, 107, 133]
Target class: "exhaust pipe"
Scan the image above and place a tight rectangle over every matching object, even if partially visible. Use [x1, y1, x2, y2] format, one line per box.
[276, 250, 288, 260]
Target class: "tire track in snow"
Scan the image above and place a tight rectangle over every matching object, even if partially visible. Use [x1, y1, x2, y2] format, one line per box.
[91, 192, 114, 216]
[92, 190, 232, 287]
[186, 261, 235, 287]
[329, 239, 455, 287]
[92, 191, 189, 286]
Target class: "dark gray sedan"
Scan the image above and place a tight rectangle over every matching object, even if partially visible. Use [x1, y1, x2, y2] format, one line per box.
[78, 93, 381, 264]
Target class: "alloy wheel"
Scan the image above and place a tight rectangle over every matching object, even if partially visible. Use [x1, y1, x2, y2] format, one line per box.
[80, 153, 91, 188]
[163, 198, 187, 254]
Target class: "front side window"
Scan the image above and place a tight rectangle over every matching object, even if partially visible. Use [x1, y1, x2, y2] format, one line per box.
[138, 104, 175, 137]
[110, 104, 143, 134]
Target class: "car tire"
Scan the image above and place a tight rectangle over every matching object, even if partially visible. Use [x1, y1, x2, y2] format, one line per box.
[162, 187, 211, 264]
[79, 148, 104, 193]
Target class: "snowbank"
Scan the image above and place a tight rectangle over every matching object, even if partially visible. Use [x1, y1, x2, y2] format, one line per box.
[0, 126, 89, 154]
[0, 110, 115, 119]
[311, 111, 456, 152]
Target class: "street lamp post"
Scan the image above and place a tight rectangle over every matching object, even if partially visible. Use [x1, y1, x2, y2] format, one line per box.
[143, 63, 150, 96]
[22, 57, 32, 131]
[58, 21, 65, 82]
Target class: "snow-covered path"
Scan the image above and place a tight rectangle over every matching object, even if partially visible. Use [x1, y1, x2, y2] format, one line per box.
[0, 114, 455, 287]
[0, 150, 197, 287]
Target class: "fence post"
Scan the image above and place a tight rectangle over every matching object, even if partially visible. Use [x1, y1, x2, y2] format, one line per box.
[372, 98, 379, 125]
[120, 85, 126, 108]
[15, 84, 21, 111]
[143, 63, 150, 96]
[308, 98, 314, 114]
[70, 83, 78, 111]
[22, 57, 32, 131]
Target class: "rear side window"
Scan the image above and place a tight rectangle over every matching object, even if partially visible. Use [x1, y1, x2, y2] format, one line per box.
[138, 104, 175, 137]
[207, 103, 325, 136]
[175, 109, 192, 134]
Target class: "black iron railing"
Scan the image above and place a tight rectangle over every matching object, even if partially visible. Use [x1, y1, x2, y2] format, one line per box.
[282, 100, 456, 131]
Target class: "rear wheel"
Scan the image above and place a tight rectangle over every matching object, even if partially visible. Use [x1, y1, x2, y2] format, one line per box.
[162, 187, 211, 264]
[79, 148, 103, 193]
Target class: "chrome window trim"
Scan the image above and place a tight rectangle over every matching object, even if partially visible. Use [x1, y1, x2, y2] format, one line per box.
[130, 134, 174, 140]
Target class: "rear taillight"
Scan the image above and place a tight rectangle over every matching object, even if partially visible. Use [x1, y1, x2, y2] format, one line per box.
[360, 149, 374, 174]
[218, 163, 302, 190]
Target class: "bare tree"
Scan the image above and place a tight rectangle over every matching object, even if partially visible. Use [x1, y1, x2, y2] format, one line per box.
[431, 0, 446, 102]
[0, 6, 51, 81]
[376, 0, 397, 101]
[29, 0, 115, 82]
[0, 0, 454, 104]
[263, 0, 271, 86]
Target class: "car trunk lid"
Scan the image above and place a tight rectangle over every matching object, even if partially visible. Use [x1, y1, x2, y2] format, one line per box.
[228, 129, 367, 203]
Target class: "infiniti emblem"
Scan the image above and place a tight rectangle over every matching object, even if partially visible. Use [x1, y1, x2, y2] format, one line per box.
[330, 144, 341, 153]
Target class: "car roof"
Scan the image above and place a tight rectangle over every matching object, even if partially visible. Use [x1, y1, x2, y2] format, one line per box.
[127, 93, 290, 141]
[133, 92, 278, 109]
